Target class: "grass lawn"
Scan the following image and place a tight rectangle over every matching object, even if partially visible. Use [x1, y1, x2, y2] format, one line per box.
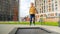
[0, 21, 59, 26]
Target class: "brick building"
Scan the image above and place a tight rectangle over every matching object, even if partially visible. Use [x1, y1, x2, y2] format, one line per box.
[0, 0, 18, 21]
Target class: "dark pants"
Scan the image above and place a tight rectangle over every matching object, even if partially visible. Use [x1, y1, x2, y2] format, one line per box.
[30, 14, 35, 25]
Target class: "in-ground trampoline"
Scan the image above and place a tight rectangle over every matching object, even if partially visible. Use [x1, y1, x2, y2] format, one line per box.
[14, 27, 59, 34]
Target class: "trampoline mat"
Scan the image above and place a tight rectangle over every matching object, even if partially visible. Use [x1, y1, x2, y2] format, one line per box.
[15, 27, 52, 34]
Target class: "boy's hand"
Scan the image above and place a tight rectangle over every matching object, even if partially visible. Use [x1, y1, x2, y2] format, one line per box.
[36, 11, 38, 14]
[35, 9, 38, 14]
[35, 11, 38, 14]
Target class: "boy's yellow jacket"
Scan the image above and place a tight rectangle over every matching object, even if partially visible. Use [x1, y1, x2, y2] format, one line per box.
[29, 6, 36, 14]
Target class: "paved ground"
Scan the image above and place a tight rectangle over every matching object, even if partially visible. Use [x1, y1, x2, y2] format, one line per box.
[0, 24, 60, 34]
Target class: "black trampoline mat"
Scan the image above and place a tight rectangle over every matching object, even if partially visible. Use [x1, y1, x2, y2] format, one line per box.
[15, 27, 52, 34]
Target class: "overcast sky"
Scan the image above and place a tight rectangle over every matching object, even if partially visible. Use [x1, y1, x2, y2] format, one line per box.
[19, 0, 34, 17]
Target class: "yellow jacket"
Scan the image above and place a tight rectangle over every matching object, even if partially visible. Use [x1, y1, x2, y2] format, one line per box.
[29, 6, 36, 14]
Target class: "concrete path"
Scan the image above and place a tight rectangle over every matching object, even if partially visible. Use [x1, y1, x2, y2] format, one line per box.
[0, 24, 60, 34]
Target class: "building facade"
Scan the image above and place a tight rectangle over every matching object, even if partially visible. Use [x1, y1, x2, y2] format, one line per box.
[9, 0, 19, 21]
[0, 0, 18, 21]
[35, 0, 60, 22]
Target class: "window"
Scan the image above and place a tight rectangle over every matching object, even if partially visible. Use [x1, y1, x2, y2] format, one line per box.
[55, 1, 57, 3]
[0, 5, 1, 8]
[44, 0, 45, 3]
[42, 3, 43, 5]
[49, 8, 51, 11]
[55, 4, 57, 6]
[55, 13, 57, 16]
[55, 7, 57, 10]
[52, 3, 54, 11]
[42, 11, 43, 13]
[0, 9, 1, 11]
[48, 0, 51, 2]
[52, 0, 53, 1]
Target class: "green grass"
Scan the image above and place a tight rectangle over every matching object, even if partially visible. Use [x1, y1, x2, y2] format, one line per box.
[44, 22, 58, 26]
[0, 21, 59, 26]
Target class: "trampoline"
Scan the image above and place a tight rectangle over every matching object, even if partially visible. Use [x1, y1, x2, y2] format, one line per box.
[15, 27, 52, 34]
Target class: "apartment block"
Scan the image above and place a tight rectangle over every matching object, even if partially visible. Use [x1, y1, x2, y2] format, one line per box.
[0, 0, 18, 21]
[35, 0, 60, 22]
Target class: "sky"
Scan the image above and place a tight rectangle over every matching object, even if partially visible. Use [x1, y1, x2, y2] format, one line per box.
[19, 0, 34, 17]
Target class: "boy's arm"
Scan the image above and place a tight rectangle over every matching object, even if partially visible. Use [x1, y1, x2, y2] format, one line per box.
[35, 8, 38, 14]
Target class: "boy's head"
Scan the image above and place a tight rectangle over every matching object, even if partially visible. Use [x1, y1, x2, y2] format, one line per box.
[31, 2, 34, 7]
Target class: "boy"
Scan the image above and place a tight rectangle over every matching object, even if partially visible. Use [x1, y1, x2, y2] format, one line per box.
[29, 2, 38, 25]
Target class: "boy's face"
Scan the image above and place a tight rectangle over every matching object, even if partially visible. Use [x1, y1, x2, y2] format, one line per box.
[31, 3, 34, 7]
